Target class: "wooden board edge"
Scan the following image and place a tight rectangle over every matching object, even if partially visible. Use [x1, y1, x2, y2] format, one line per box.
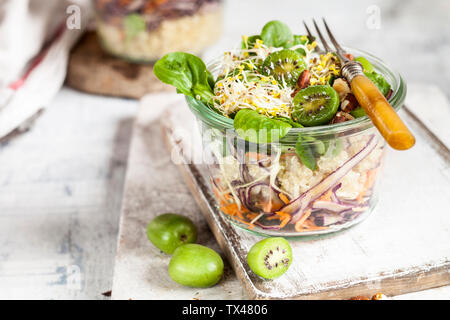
[254, 263, 450, 300]
[160, 110, 450, 300]
[403, 106, 450, 162]
[160, 120, 264, 299]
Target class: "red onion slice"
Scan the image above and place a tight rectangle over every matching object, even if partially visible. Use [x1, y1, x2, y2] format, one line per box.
[239, 163, 253, 183]
[281, 135, 378, 224]
[330, 183, 342, 204]
[237, 187, 247, 209]
[314, 213, 345, 227]
[253, 222, 282, 230]
[385, 89, 393, 100]
[245, 183, 285, 214]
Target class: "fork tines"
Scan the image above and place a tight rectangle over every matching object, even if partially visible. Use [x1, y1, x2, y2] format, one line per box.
[303, 18, 348, 62]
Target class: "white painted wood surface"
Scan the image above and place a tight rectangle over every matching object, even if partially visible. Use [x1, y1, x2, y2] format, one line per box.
[110, 0, 450, 299]
[0, 88, 137, 299]
[1, 0, 450, 299]
[111, 93, 246, 300]
[111, 85, 450, 299]
[163, 97, 450, 299]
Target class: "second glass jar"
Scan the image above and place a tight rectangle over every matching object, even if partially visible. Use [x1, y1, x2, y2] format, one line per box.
[95, 0, 223, 63]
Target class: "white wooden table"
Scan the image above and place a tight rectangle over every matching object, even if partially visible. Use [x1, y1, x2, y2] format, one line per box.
[0, 88, 137, 299]
[111, 87, 450, 300]
[0, 0, 449, 299]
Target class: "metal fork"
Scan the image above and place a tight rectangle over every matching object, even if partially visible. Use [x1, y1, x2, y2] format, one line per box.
[304, 18, 415, 150]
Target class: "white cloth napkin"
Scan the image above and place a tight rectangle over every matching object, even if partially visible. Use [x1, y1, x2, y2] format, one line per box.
[0, 0, 93, 139]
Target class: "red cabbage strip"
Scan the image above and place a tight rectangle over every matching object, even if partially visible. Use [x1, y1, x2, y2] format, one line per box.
[281, 135, 378, 224]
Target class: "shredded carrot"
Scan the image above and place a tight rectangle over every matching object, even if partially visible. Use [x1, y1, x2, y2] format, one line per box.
[245, 213, 260, 220]
[261, 202, 272, 213]
[294, 210, 312, 232]
[260, 199, 284, 213]
[230, 216, 255, 229]
[212, 183, 233, 206]
[273, 211, 290, 220]
[279, 193, 290, 204]
[302, 219, 329, 231]
[317, 190, 332, 201]
[266, 211, 291, 228]
[305, 226, 329, 231]
[294, 218, 329, 232]
[254, 211, 291, 229]
[279, 216, 290, 228]
[264, 211, 291, 228]
[280, 152, 297, 160]
[245, 152, 269, 161]
[356, 193, 363, 202]
[229, 203, 248, 219]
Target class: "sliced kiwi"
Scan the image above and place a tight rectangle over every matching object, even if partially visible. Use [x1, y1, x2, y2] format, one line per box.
[247, 237, 293, 279]
[262, 49, 306, 86]
[292, 85, 339, 126]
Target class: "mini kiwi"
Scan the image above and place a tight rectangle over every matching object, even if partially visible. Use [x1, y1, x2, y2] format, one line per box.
[262, 49, 306, 86]
[292, 85, 339, 126]
[247, 237, 293, 279]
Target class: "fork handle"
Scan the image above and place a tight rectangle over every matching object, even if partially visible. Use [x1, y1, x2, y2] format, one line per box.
[350, 74, 415, 150]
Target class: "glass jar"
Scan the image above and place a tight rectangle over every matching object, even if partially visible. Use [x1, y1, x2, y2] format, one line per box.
[186, 48, 406, 237]
[94, 0, 223, 63]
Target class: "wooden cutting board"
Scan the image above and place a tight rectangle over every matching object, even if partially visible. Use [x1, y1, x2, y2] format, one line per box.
[66, 32, 173, 99]
[111, 86, 450, 300]
[160, 102, 450, 300]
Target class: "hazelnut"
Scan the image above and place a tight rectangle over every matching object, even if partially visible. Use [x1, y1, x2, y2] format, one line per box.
[341, 93, 359, 113]
[371, 293, 387, 300]
[332, 78, 351, 101]
[297, 70, 310, 89]
[292, 70, 311, 97]
[331, 111, 354, 124]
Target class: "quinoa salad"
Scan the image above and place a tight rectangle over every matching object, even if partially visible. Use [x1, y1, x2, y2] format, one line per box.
[95, 0, 222, 62]
[154, 20, 395, 235]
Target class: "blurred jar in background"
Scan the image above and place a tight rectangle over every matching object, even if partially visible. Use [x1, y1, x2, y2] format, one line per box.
[95, 0, 223, 63]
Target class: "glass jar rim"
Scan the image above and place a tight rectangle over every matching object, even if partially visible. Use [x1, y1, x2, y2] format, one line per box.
[186, 47, 406, 138]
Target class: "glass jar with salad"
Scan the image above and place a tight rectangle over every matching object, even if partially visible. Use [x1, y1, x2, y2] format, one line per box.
[154, 20, 407, 237]
[94, 0, 223, 63]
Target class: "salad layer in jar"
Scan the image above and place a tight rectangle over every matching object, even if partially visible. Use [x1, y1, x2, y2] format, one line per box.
[95, 0, 223, 62]
[154, 20, 400, 236]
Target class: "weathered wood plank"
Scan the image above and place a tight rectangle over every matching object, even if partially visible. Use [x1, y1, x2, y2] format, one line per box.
[0, 88, 137, 299]
[161, 97, 450, 299]
[111, 94, 245, 300]
[111, 85, 450, 300]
